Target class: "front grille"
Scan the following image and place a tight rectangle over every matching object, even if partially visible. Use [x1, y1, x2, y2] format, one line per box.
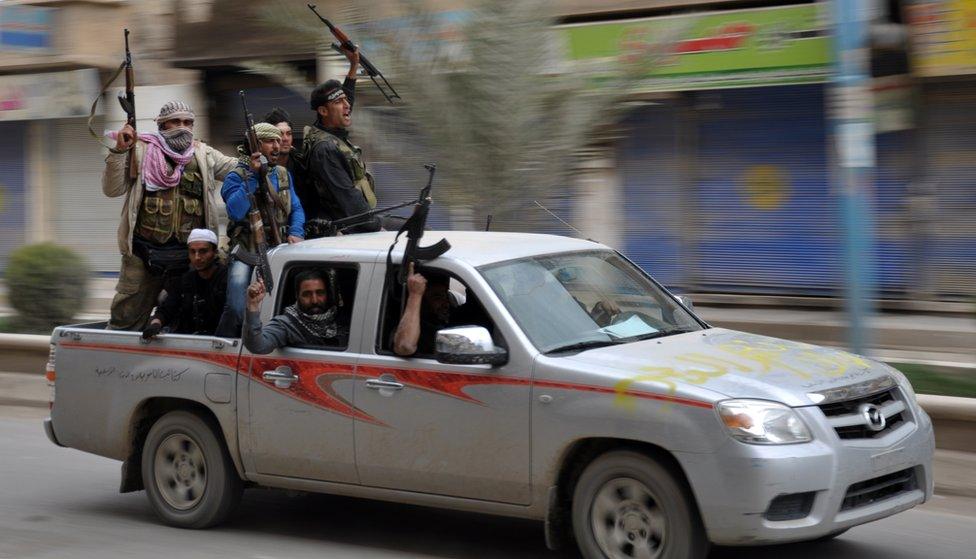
[818, 387, 910, 440]
[841, 468, 917, 511]
[765, 491, 816, 521]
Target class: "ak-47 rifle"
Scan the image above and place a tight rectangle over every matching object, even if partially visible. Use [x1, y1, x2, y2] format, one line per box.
[240, 90, 284, 248]
[307, 3, 401, 104]
[231, 195, 276, 293]
[304, 197, 418, 239]
[391, 164, 450, 307]
[117, 29, 138, 179]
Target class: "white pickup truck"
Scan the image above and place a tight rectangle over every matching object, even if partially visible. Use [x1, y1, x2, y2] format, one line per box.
[45, 231, 934, 559]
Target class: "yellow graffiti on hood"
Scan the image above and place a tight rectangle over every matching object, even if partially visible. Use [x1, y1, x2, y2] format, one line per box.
[612, 335, 872, 410]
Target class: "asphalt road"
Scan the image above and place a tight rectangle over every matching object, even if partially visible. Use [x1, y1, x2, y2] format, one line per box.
[2, 407, 974, 559]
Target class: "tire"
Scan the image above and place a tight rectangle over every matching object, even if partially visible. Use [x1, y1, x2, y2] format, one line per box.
[141, 410, 243, 528]
[571, 450, 709, 559]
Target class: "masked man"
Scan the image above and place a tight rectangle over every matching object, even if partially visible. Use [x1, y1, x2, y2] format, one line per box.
[217, 122, 305, 337]
[243, 270, 348, 354]
[105, 101, 237, 330]
[142, 229, 227, 338]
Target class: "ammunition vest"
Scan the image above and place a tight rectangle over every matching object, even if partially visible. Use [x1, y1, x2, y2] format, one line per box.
[227, 165, 292, 250]
[302, 125, 377, 208]
[135, 156, 205, 245]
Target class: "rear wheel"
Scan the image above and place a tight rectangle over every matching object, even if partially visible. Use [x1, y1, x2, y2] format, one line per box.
[141, 410, 243, 528]
[571, 450, 709, 559]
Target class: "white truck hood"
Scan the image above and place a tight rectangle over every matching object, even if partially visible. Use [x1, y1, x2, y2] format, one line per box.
[562, 328, 893, 407]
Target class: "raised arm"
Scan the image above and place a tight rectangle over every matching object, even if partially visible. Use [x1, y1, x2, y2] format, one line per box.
[242, 278, 288, 354]
[393, 265, 426, 356]
[102, 124, 137, 197]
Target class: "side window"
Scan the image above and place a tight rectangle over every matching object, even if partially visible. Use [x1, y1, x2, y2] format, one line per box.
[276, 264, 358, 351]
[377, 266, 499, 358]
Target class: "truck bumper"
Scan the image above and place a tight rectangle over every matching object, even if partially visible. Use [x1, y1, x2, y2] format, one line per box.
[676, 405, 935, 546]
[44, 417, 65, 448]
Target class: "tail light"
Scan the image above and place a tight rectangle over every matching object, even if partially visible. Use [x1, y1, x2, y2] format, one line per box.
[46, 343, 56, 409]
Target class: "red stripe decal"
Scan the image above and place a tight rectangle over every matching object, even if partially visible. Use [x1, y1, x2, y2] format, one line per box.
[59, 342, 713, 420]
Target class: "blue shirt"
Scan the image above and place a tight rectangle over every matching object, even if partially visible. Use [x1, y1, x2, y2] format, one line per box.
[222, 165, 305, 239]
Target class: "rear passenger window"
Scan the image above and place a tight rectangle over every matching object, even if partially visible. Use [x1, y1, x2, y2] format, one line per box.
[276, 264, 358, 351]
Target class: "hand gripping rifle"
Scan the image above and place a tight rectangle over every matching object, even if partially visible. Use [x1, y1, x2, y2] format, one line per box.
[388, 164, 450, 308]
[240, 90, 284, 247]
[118, 29, 138, 180]
[307, 4, 401, 104]
[230, 193, 276, 293]
[88, 30, 139, 176]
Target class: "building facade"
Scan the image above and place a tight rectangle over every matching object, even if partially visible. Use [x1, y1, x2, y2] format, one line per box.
[1, 0, 972, 303]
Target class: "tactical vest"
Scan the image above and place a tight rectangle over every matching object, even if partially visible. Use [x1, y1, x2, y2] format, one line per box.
[135, 156, 205, 245]
[302, 125, 377, 208]
[227, 165, 292, 250]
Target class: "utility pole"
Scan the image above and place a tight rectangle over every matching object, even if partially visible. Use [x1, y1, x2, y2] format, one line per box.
[830, 0, 876, 354]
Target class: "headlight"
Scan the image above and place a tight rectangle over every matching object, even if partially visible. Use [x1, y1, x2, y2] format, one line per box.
[717, 399, 812, 445]
[883, 363, 919, 405]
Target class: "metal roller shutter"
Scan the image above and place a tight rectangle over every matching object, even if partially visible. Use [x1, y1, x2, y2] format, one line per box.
[874, 128, 913, 296]
[0, 122, 27, 273]
[618, 103, 684, 288]
[695, 85, 838, 294]
[52, 118, 121, 272]
[922, 83, 976, 299]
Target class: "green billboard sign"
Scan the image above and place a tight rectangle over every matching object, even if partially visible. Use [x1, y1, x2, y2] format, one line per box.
[562, 4, 832, 91]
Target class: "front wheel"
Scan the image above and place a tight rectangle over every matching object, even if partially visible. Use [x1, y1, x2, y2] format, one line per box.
[141, 410, 243, 528]
[571, 451, 709, 559]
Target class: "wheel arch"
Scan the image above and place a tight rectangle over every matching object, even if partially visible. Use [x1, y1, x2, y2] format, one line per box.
[121, 397, 244, 492]
[545, 437, 705, 551]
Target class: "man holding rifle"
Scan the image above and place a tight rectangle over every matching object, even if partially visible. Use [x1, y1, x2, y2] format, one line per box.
[217, 122, 305, 337]
[299, 47, 383, 236]
[105, 101, 237, 331]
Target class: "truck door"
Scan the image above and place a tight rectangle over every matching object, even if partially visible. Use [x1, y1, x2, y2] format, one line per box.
[353, 263, 532, 505]
[242, 262, 368, 484]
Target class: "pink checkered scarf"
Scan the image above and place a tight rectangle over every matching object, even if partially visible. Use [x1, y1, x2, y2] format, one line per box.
[107, 130, 196, 191]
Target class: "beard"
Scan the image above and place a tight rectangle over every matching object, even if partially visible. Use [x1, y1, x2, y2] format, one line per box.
[161, 127, 194, 152]
[300, 302, 326, 315]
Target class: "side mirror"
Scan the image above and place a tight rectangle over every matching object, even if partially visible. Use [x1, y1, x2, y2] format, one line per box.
[676, 294, 695, 312]
[435, 326, 508, 366]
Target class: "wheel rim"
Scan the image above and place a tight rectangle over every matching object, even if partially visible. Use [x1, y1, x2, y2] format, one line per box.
[590, 477, 667, 559]
[154, 433, 207, 511]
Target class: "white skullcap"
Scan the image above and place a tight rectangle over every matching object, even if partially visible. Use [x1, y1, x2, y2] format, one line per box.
[187, 228, 218, 246]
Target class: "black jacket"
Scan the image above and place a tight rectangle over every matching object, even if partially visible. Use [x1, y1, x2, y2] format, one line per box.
[153, 263, 228, 335]
[301, 78, 381, 233]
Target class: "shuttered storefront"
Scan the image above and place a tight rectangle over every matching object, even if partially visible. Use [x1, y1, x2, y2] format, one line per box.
[921, 82, 976, 299]
[694, 85, 838, 294]
[874, 128, 914, 296]
[618, 103, 684, 288]
[52, 118, 121, 272]
[0, 121, 27, 273]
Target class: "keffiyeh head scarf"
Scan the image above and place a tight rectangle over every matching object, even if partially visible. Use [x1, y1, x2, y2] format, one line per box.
[284, 303, 339, 341]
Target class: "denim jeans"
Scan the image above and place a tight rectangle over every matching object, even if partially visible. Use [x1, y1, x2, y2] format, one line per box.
[215, 259, 253, 337]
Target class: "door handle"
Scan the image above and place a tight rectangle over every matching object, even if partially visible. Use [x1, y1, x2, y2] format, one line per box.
[263, 366, 299, 389]
[365, 378, 404, 391]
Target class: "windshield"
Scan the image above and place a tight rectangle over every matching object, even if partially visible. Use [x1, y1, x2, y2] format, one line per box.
[480, 250, 703, 354]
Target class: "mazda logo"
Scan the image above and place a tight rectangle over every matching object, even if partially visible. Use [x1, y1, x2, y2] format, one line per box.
[859, 403, 887, 432]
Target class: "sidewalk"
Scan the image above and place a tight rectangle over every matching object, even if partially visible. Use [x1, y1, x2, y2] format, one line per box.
[2, 369, 974, 498]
